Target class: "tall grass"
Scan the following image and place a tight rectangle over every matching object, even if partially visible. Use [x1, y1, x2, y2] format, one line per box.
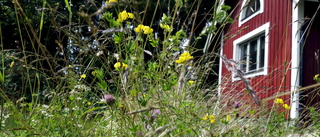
[0, 0, 320, 136]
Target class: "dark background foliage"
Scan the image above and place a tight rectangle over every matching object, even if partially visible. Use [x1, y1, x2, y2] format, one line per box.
[0, 0, 218, 101]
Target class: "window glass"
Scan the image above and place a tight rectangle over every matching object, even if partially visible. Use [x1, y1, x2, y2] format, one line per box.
[249, 39, 257, 71]
[240, 44, 247, 71]
[259, 35, 265, 68]
[238, 34, 265, 74]
[241, 0, 261, 21]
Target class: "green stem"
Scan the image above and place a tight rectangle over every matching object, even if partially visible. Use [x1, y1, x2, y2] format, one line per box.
[0, 22, 4, 85]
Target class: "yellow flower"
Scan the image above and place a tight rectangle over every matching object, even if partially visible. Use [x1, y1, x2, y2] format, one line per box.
[117, 10, 128, 22]
[142, 26, 153, 34]
[210, 119, 215, 124]
[68, 65, 72, 67]
[87, 102, 91, 105]
[128, 13, 134, 19]
[209, 115, 215, 124]
[134, 24, 144, 33]
[107, 0, 118, 4]
[80, 74, 86, 79]
[283, 104, 291, 110]
[314, 74, 319, 80]
[226, 115, 231, 122]
[91, 71, 97, 76]
[188, 80, 195, 84]
[134, 25, 153, 34]
[274, 98, 284, 104]
[202, 114, 215, 124]
[175, 52, 193, 64]
[160, 23, 171, 32]
[114, 62, 128, 71]
[116, 10, 134, 22]
[314, 74, 320, 83]
[202, 114, 209, 120]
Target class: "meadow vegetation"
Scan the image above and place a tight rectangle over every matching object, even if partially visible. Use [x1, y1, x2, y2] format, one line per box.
[0, 0, 320, 136]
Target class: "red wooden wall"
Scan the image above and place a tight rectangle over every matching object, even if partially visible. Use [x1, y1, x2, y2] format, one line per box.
[221, 0, 292, 112]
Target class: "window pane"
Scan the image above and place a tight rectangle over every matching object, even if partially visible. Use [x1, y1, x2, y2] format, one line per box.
[245, 5, 254, 17]
[249, 39, 257, 71]
[237, 33, 266, 75]
[259, 36, 265, 68]
[255, 0, 260, 11]
[240, 44, 247, 71]
[242, 0, 260, 21]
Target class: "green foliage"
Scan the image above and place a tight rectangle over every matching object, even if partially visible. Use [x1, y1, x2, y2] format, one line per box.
[0, 71, 3, 84]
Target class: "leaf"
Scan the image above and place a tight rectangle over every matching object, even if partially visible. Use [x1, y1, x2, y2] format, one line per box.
[175, 30, 186, 38]
[97, 81, 108, 91]
[39, 1, 47, 31]
[0, 72, 4, 84]
[81, 106, 105, 118]
[249, 110, 255, 115]
[149, 40, 158, 47]
[64, 0, 72, 14]
[226, 17, 234, 23]
[216, 11, 227, 23]
[175, 0, 183, 7]
[310, 107, 315, 113]
[161, 14, 171, 24]
[130, 90, 137, 96]
[69, 96, 75, 101]
[95, 69, 105, 79]
[221, 5, 231, 11]
[114, 35, 121, 44]
[207, 24, 217, 34]
[103, 12, 114, 22]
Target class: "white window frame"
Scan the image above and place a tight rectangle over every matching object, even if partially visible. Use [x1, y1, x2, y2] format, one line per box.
[239, 0, 264, 27]
[233, 22, 269, 81]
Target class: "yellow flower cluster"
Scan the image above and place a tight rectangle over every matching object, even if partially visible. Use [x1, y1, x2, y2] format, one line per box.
[274, 98, 290, 110]
[134, 24, 154, 34]
[202, 114, 215, 124]
[219, 115, 232, 123]
[175, 52, 193, 64]
[188, 80, 195, 84]
[117, 10, 134, 22]
[314, 74, 319, 80]
[80, 74, 86, 79]
[114, 62, 128, 71]
[225, 115, 231, 122]
[283, 104, 291, 110]
[274, 98, 284, 104]
[160, 23, 171, 32]
[314, 74, 320, 83]
[91, 71, 97, 76]
[106, 0, 118, 4]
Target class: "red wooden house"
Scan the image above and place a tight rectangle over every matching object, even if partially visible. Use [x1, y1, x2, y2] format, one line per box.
[218, 0, 320, 119]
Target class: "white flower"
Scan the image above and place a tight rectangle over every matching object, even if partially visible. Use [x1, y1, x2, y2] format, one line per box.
[96, 51, 104, 56]
[42, 104, 49, 109]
